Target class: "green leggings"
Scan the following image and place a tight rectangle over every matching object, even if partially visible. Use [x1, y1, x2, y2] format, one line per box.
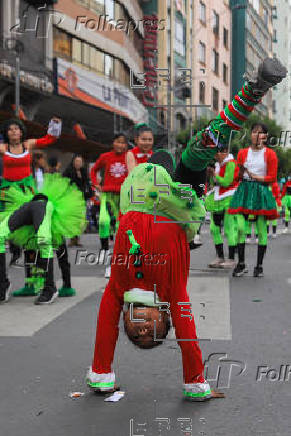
[99, 192, 120, 239]
[245, 220, 258, 236]
[210, 212, 238, 247]
[237, 215, 267, 245]
[285, 207, 290, 222]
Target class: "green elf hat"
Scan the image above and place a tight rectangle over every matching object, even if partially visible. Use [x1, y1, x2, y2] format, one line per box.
[134, 122, 149, 132]
[206, 118, 233, 149]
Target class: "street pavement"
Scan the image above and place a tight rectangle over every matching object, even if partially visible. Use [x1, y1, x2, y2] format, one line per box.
[0, 224, 291, 436]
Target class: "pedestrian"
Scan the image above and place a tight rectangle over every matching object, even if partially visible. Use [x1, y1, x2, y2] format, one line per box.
[229, 123, 279, 277]
[86, 154, 215, 401]
[64, 154, 93, 247]
[205, 147, 239, 269]
[47, 156, 61, 173]
[86, 56, 287, 401]
[281, 177, 291, 233]
[90, 133, 128, 277]
[0, 173, 86, 304]
[32, 151, 47, 190]
[126, 124, 154, 173]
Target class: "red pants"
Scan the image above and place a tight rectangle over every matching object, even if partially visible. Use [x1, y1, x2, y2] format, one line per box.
[92, 211, 205, 384]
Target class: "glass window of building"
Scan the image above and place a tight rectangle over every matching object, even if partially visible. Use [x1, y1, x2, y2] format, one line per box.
[82, 43, 90, 67]
[223, 99, 227, 108]
[253, 0, 259, 13]
[212, 10, 219, 35]
[105, 0, 115, 21]
[212, 49, 219, 75]
[175, 18, 185, 57]
[223, 63, 228, 83]
[223, 27, 229, 48]
[72, 38, 82, 66]
[199, 1, 206, 24]
[96, 49, 105, 75]
[105, 54, 114, 77]
[199, 81, 205, 104]
[212, 87, 219, 111]
[90, 0, 105, 14]
[199, 41, 206, 64]
[263, 8, 268, 27]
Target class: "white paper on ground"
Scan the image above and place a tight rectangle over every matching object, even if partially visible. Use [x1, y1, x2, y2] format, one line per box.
[104, 391, 125, 402]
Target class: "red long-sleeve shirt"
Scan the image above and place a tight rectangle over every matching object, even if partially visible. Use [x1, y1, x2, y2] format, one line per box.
[90, 151, 128, 193]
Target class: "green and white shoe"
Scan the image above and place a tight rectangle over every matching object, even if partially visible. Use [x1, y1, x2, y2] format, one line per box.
[86, 367, 116, 392]
[12, 285, 38, 297]
[58, 287, 76, 297]
[183, 382, 212, 401]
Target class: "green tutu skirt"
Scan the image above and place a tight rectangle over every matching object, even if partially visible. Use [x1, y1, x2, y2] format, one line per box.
[1, 174, 87, 249]
[205, 191, 233, 213]
[282, 195, 291, 209]
[228, 180, 278, 220]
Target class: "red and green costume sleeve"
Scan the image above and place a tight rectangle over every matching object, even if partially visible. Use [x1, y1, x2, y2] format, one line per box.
[182, 83, 262, 171]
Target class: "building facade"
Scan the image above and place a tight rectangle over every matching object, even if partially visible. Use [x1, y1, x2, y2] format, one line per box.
[231, 0, 274, 118]
[272, 0, 291, 141]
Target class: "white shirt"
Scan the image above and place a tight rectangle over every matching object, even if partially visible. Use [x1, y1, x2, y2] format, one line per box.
[243, 147, 266, 180]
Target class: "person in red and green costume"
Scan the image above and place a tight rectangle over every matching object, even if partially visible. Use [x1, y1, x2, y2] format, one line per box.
[86, 58, 287, 401]
[205, 148, 239, 269]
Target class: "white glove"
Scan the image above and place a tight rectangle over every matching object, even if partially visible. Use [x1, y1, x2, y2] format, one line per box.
[47, 119, 62, 137]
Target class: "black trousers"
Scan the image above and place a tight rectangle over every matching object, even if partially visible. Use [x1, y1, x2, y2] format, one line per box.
[174, 159, 207, 198]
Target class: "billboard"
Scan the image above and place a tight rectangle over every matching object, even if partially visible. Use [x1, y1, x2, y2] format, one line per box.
[56, 58, 148, 124]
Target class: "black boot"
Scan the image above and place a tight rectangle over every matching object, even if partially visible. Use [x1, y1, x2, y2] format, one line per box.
[233, 243, 248, 277]
[253, 245, 266, 277]
[57, 243, 76, 297]
[34, 257, 58, 305]
[0, 252, 11, 303]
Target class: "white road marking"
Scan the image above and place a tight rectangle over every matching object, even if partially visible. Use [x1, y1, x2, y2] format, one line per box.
[0, 277, 107, 337]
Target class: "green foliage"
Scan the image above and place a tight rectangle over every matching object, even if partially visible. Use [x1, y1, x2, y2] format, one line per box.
[176, 114, 291, 178]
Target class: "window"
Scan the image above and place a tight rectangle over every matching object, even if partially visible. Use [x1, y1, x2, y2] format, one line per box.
[212, 49, 219, 75]
[105, 0, 115, 21]
[53, 27, 71, 59]
[82, 42, 90, 67]
[199, 41, 206, 63]
[212, 87, 219, 112]
[72, 38, 82, 65]
[253, 0, 259, 13]
[273, 29, 277, 43]
[212, 10, 219, 35]
[199, 1, 206, 24]
[199, 81, 205, 104]
[263, 8, 268, 27]
[223, 99, 227, 109]
[175, 19, 185, 57]
[105, 54, 114, 77]
[95, 49, 105, 75]
[272, 100, 276, 114]
[223, 63, 228, 84]
[223, 28, 228, 49]
[90, 0, 105, 14]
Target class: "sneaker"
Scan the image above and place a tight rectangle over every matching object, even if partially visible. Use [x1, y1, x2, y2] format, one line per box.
[105, 265, 111, 278]
[220, 259, 236, 269]
[194, 234, 202, 244]
[253, 266, 264, 277]
[58, 287, 76, 297]
[232, 263, 248, 277]
[86, 367, 116, 393]
[0, 280, 11, 303]
[208, 258, 224, 268]
[9, 256, 24, 268]
[271, 234, 277, 239]
[183, 382, 212, 402]
[34, 288, 58, 305]
[12, 285, 37, 297]
[282, 228, 288, 234]
[246, 237, 252, 245]
[255, 238, 259, 244]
